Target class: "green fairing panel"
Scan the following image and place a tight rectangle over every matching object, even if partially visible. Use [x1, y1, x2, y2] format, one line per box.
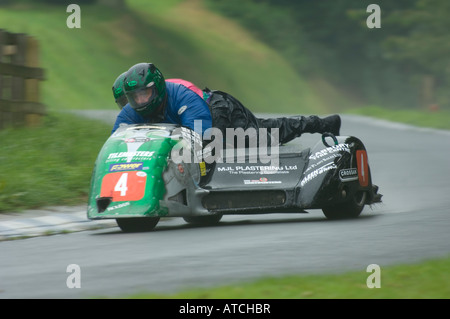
[87, 127, 178, 219]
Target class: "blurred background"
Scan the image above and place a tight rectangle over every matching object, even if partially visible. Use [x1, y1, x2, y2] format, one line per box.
[2, 0, 449, 113]
[0, 0, 449, 211]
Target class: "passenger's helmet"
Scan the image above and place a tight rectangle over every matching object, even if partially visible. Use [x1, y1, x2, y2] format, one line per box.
[123, 63, 167, 117]
[112, 72, 128, 109]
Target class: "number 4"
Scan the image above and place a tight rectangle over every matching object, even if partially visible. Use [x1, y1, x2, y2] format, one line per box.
[114, 173, 128, 196]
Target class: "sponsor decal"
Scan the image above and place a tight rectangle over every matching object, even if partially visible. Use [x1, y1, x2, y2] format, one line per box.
[244, 177, 282, 185]
[305, 153, 340, 173]
[109, 162, 143, 172]
[236, 165, 296, 171]
[356, 150, 369, 187]
[107, 151, 154, 160]
[178, 105, 188, 115]
[339, 168, 358, 182]
[217, 165, 296, 175]
[124, 137, 150, 143]
[107, 202, 131, 211]
[309, 144, 350, 160]
[300, 162, 337, 187]
[199, 162, 207, 176]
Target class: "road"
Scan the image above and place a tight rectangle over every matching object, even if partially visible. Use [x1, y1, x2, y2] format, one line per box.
[1, 112, 450, 298]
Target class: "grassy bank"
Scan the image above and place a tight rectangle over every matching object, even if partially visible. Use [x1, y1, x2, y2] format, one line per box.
[119, 255, 450, 299]
[0, 0, 327, 114]
[0, 112, 110, 212]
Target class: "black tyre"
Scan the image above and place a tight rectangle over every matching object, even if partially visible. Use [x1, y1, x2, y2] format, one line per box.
[183, 214, 223, 225]
[322, 191, 366, 220]
[116, 217, 160, 232]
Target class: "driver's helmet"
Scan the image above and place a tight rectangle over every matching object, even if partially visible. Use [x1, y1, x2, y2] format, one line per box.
[112, 72, 128, 109]
[123, 63, 167, 117]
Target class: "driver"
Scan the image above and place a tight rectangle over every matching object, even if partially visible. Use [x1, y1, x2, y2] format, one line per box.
[111, 63, 211, 137]
[111, 62, 341, 145]
[113, 74, 205, 109]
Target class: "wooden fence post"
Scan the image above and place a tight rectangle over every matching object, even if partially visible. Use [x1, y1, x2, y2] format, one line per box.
[0, 29, 46, 129]
[0, 30, 5, 130]
[25, 36, 41, 127]
[11, 33, 26, 126]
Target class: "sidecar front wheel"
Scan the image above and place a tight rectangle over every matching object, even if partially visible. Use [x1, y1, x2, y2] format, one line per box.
[116, 217, 160, 232]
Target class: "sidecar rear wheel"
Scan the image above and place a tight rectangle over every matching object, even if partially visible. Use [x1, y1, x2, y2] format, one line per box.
[116, 217, 160, 232]
[322, 191, 366, 220]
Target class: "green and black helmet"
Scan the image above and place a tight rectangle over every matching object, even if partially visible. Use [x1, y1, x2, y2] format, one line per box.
[123, 63, 167, 117]
[112, 72, 128, 109]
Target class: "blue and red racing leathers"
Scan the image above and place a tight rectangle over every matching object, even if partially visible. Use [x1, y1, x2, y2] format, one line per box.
[111, 81, 212, 137]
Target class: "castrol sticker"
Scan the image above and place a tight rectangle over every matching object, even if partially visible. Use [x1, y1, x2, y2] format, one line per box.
[100, 171, 146, 202]
[356, 150, 369, 187]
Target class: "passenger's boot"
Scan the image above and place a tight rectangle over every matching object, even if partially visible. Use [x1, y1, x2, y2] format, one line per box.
[307, 114, 341, 136]
[257, 114, 341, 145]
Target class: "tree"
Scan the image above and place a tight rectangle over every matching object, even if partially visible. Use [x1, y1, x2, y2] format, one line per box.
[382, 0, 450, 108]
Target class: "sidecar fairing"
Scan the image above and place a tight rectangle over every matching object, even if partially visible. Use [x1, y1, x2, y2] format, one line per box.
[196, 134, 382, 219]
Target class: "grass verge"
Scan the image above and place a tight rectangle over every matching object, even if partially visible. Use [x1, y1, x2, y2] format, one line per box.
[346, 106, 450, 131]
[0, 112, 110, 212]
[118, 255, 450, 299]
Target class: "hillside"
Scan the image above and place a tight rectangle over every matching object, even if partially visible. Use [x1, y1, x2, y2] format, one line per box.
[0, 0, 337, 115]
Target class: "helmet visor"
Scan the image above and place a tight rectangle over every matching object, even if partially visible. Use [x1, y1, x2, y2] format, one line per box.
[115, 95, 128, 109]
[130, 85, 155, 109]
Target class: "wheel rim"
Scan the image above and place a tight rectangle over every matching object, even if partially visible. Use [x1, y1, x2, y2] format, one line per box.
[355, 191, 367, 207]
